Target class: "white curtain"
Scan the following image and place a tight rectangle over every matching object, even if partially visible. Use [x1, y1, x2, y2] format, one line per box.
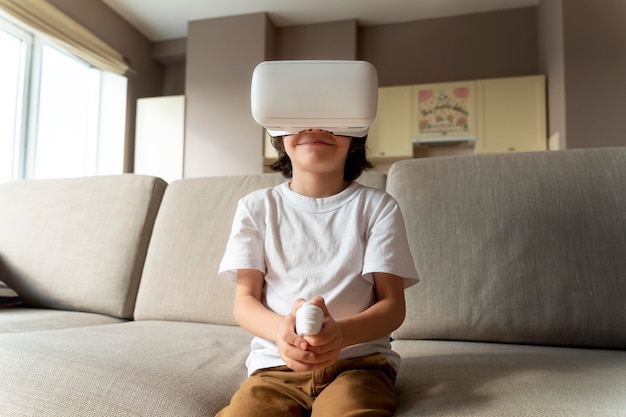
[0, 0, 130, 75]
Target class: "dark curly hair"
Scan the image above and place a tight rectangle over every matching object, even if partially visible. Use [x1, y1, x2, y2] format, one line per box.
[268, 135, 374, 181]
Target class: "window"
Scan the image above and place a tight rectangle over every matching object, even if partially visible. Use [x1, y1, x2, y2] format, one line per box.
[0, 19, 28, 182]
[0, 16, 127, 183]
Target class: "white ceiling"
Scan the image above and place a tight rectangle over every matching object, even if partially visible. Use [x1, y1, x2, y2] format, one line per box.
[102, 0, 540, 42]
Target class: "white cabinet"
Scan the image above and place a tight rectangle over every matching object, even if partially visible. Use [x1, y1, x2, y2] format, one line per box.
[134, 95, 185, 183]
[367, 86, 413, 158]
[474, 75, 547, 153]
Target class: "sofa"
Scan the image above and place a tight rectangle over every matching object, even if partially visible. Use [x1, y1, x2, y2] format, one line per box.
[0, 147, 624, 416]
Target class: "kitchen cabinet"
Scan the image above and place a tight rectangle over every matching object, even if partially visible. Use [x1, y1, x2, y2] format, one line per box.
[474, 75, 547, 153]
[367, 75, 547, 158]
[264, 131, 278, 159]
[367, 85, 413, 158]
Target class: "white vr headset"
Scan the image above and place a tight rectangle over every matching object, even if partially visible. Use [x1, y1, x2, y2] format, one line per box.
[250, 60, 378, 138]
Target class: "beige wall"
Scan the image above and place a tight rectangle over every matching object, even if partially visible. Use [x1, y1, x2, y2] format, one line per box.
[184, 13, 269, 177]
[153, 38, 186, 96]
[159, 8, 539, 92]
[276, 20, 357, 60]
[538, 0, 626, 150]
[561, 0, 626, 149]
[359, 8, 538, 87]
[538, 0, 566, 149]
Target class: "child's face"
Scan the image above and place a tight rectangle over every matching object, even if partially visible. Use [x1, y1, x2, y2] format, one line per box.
[283, 129, 351, 178]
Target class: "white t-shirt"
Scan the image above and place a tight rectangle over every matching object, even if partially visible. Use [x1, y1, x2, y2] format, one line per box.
[219, 181, 419, 375]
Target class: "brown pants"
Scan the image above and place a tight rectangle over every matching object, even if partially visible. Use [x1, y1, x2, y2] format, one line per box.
[216, 353, 397, 417]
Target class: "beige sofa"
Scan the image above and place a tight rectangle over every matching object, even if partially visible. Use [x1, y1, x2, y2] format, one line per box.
[0, 147, 624, 416]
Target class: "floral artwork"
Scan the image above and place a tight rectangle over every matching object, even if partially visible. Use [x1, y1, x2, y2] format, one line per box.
[417, 85, 472, 137]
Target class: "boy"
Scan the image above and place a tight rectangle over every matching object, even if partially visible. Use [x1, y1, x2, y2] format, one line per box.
[217, 61, 418, 416]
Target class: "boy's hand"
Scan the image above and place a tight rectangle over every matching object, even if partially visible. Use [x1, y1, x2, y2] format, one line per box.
[276, 297, 343, 371]
[302, 296, 343, 369]
[275, 298, 315, 371]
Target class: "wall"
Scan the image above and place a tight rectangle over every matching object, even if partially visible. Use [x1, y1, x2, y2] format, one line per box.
[359, 7, 538, 86]
[561, 0, 626, 149]
[48, 0, 164, 172]
[538, 0, 566, 149]
[153, 38, 186, 95]
[159, 7, 538, 88]
[276, 20, 357, 60]
[184, 13, 270, 177]
[538, 0, 626, 150]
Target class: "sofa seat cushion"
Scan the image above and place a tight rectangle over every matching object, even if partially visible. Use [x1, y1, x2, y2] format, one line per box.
[0, 321, 250, 416]
[0, 308, 125, 333]
[392, 340, 626, 416]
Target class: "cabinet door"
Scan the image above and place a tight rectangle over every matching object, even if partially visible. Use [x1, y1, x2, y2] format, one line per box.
[412, 81, 476, 144]
[475, 76, 547, 153]
[264, 131, 278, 159]
[367, 86, 413, 158]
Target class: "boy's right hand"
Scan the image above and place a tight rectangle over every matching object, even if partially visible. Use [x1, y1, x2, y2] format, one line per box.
[276, 299, 322, 371]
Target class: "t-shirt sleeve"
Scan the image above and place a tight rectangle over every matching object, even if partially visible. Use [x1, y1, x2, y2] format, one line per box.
[218, 198, 266, 283]
[362, 194, 419, 289]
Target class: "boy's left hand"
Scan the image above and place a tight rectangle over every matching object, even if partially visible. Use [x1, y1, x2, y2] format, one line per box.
[302, 296, 344, 370]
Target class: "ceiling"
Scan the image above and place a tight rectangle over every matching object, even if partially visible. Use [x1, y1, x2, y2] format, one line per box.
[101, 0, 540, 42]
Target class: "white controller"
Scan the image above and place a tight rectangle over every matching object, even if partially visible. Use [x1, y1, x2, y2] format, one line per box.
[295, 302, 323, 336]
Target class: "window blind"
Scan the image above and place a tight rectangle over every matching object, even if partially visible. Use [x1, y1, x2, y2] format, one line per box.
[0, 0, 130, 75]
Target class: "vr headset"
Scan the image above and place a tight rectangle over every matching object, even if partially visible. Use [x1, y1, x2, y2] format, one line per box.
[250, 60, 378, 138]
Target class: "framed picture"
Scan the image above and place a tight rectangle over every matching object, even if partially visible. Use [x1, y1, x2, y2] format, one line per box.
[413, 81, 476, 142]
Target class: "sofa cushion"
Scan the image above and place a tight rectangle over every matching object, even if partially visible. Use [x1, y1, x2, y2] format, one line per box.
[392, 339, 626, 416]
[0, 175, 167, 318]
[0, 279, 21, 308]
[387, 148, 626, 348]
[0, 321, 250, 416]
[134, 171, 387, 324]
[0, 308, 125, 333]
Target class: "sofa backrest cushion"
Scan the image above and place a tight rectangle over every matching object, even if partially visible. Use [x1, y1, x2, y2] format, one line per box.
[133, 171, 387, 324]
[0, 175, 167, 318]
[388, 148, 626, 349]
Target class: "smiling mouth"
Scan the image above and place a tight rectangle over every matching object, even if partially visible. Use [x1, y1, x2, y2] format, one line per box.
[298, 140, 331, 145]
[296, 129, 335, 146]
